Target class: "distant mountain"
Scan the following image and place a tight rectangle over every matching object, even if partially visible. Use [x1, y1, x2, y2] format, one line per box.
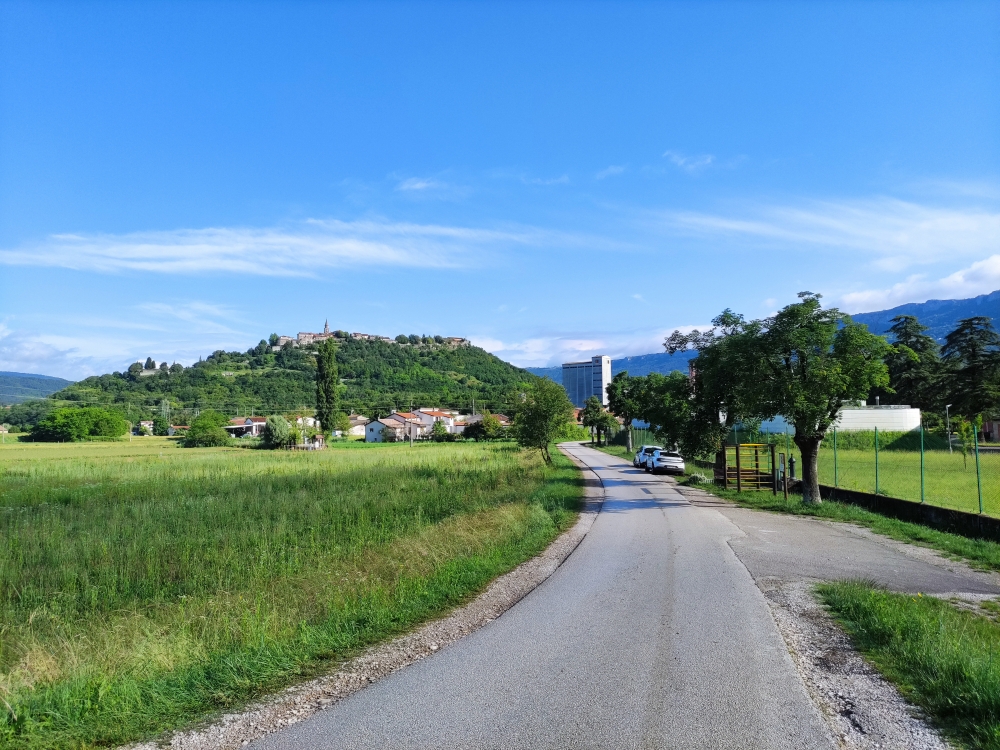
[0, 371, 74, 404]
[526, 350, 697, 384]
[849, 290, 1000, 342]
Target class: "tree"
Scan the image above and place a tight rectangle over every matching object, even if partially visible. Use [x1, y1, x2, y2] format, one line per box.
[152, 416, 169, 435]
[876, 315, 942, 410]
[169, 362, 183, 374]
[606, 372, 645, 451]
[408, 334, 420, 344]
[182, 410, 231, 447]
[395, 335, 409, 344]
[315, 338, 340, 433]
[334, 412, 352, 435]
[269, 333, 280, 346]
[159, 361, 169, 372]
[144, 357, 156, 370]
[511, 378, 575, 463]
[639, 371, 696, 454]
[666, 293, 890, 504]
[29, 407, 128, 442]
[431, 419, 449, 442]
[262, 415, 291, 448]
[127, 362, 143, 379]
[579, 396, 604, 444]
[941, 316, 1000, 418]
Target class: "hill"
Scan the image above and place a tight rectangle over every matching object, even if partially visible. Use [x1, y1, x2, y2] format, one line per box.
[43, 336, 533, 425]
[0, 371, 73, 404]
[849, 290, 1000, 342]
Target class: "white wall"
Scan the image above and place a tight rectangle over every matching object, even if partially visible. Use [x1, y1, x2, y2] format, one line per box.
[832, 407, 921, 432]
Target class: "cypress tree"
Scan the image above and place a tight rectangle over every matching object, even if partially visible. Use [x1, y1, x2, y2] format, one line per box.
[316, 339, 340, 432]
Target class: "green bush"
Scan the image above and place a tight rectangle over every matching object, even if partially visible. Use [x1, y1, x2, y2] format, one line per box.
[181, 410, 232, 448]
[261, 414, 291, 448]
[27, 407, 128, 442]
[820, 429, 949, 452]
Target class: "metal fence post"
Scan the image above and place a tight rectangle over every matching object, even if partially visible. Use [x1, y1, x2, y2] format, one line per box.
[771, 443, 777, 495]
[833, 428, 838, 488]
[920, 423, 925, 504]
[735, 443, 743, 493]
[975, 428, 983, 514]
[875, 426, 879, 496]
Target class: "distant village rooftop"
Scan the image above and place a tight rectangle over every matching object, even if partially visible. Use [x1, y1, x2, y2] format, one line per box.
[274, 322, 469, 349]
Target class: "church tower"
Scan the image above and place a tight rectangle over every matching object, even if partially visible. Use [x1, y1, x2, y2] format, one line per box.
[324, 319, 330, 335]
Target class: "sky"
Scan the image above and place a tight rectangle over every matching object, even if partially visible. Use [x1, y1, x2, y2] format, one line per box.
[1, 0, 999, 380]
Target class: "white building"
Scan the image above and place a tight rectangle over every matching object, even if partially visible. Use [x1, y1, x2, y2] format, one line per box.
[365, 412, 425, 442]
[562, 355, 612, 408]
[756, 404, 922, 434]
[832, 405, 921, 432]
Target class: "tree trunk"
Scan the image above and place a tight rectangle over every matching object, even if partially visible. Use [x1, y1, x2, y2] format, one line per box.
[625, 423, 633, 453]
[794, 434, 823, 504]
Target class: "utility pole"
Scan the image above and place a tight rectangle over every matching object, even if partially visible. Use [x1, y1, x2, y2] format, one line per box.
[946, 404, 953, 455]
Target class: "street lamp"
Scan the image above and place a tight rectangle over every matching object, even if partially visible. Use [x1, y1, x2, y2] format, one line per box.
[945, 404, 953, 454]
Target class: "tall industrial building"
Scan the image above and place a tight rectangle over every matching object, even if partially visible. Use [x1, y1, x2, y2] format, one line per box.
[562, 355, 612, 408]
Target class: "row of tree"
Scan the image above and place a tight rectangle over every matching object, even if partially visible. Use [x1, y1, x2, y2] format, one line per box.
[603, 293, 890, 504]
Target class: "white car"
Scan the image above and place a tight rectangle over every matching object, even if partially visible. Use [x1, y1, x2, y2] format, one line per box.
[633, 445, 663, 468]
[647, 449, 685, 475]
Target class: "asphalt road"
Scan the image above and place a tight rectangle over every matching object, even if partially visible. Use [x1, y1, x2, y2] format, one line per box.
[254, 445, 1000, 749]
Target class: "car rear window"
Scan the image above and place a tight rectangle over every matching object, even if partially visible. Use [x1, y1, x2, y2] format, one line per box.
[665, 452, 682, 457]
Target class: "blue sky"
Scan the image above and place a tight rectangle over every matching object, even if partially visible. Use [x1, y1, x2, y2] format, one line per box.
[1, 1, 998, 379]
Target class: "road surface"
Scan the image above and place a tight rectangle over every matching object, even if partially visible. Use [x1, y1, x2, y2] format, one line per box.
[254, 444, 998, 750]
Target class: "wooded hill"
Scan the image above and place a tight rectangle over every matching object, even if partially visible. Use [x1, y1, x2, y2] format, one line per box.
[38, 336, 533, 424]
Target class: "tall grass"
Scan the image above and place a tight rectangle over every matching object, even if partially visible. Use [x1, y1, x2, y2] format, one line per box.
[819, 581, 1000, 749]
[0, 439, 581, 748]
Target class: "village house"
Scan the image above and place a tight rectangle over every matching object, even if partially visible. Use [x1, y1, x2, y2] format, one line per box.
[224, 416, 267, 437]
[348, 415, 369, 436]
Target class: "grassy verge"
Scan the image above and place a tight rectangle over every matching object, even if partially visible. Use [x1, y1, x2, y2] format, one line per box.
[592, 444, 1000, 572]
[0, 439, 581, 748]
[818, 581, 1000, 749]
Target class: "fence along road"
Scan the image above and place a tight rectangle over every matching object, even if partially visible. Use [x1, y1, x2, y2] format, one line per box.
[254, 444, 838, 750]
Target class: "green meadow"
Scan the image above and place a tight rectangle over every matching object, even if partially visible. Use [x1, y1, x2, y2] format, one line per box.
[0, 438, 581, 748]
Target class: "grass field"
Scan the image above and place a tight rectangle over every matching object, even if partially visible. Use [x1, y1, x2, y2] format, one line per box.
[819, 581, 1000, 750]
[0, 437, 582, 748]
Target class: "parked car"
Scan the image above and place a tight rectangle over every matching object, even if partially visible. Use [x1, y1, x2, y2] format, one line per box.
[648, 449, 685, 475]
[633, 445, 663, 468]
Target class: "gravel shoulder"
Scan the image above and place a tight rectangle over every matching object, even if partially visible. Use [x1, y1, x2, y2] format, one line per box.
[125, 447, 603, 750]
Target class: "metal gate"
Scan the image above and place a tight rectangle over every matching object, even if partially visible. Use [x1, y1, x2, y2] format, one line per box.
[716, 443, 780, 493]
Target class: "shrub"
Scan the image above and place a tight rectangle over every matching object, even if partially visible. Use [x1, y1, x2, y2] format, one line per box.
[182, 410, 231, 448]
[28, 407, 128, 442]
[261, 415, 291, 449]
[685, 472, 709, 485]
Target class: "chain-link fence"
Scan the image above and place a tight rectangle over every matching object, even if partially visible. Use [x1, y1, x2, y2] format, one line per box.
[618, 426, 1000, 519]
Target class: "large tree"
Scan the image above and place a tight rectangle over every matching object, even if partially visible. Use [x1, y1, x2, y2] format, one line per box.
[667, 294, 890, 503]
[606, 371, 645, 451]
[874, 315, 942, 410]
[315, 339, 340, 433]
[941, 316, 1000, 418]
[511, 378, 575, 463]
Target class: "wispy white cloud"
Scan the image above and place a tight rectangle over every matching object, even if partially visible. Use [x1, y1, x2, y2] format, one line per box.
[841, 254, 1000, 313]
[631, 293, 645, 302]
[395, 177, 447, 191]
[0, 219, 565, 277]
[663, 150, 715, 173]
[596, 165, 626, 180]
[661, 197, 1000, 269]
